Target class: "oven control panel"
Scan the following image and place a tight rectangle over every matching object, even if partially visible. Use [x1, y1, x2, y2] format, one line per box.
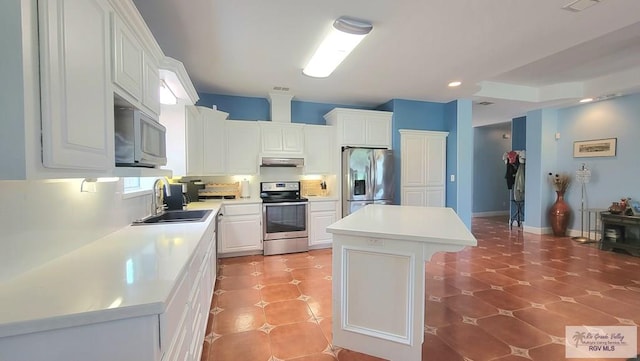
[261, 181, 300, 192]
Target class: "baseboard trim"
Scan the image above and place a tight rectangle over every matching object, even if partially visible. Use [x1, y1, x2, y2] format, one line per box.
[523, 225, 551, 235]
[473, 211, 510, 217]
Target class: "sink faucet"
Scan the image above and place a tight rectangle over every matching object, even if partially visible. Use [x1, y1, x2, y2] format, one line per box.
[152, 177, 172, 216]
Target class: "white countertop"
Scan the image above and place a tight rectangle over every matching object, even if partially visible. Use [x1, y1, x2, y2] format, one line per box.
[305, 195, 339, 201]
[0, 203, 222, 338]
[327, 205, 477, 246]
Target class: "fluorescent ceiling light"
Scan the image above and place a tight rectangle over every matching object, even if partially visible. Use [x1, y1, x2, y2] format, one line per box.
[303, 16, 373, 78]
[160, 80, 177, 105]
[562, 0, 600, 12]
[448, 81, 462, 87]
[580, 98, 594, 103]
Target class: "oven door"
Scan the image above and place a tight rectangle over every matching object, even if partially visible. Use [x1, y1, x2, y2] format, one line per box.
[263, 202, 308, 240]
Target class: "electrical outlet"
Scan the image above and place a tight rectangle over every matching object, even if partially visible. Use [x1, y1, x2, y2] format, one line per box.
[450, 175, 455, 182]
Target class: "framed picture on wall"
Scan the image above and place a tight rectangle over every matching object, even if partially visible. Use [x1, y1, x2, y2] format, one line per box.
[573, 138, 617, 158]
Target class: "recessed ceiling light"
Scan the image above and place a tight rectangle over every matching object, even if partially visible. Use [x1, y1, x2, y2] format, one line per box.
[580, 98, 594, 103]
[448, 81, 462, 87]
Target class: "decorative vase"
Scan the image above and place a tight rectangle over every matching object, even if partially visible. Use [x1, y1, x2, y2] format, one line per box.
[549, 191, 571, 236]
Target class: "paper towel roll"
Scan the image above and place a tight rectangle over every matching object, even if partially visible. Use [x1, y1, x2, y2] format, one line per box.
[241, 179, 250, 198]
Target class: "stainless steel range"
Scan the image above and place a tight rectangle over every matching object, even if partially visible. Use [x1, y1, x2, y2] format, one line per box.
[260, 181, 308, 256]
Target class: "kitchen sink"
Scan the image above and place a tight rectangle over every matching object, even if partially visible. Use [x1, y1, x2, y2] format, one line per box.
[132, 209, 212, 225]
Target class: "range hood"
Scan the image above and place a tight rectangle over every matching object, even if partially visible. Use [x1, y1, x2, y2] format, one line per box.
[260, 156, 304, 167]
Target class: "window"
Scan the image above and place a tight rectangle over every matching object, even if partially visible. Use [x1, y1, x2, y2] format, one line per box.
[122, 177, 156, 198]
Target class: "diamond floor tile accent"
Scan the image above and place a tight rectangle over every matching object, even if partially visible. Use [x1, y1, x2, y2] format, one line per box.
[203, 216, 640, 361]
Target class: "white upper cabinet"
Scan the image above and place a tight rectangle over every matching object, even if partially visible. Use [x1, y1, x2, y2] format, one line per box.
[111, 13, 143, 101]
[226, 121, 261, 175]
[259, 122, 304, 154]
[304, 125, 334, 174]
[202, 108, 226, 175]
[324, 108, 392, 149]
[186, 106, 227, 176]
[1, 0, 173, 179]
[185, 105, 204, 175]
[142, 55, 160, 116]
[39, 0, 114, 171]
[110, 8, 161, 118]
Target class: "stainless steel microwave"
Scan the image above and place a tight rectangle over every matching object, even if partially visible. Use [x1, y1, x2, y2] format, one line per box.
[114, 108, 167, 167]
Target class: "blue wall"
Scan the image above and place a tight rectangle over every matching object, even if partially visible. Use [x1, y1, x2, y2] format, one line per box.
[197, 93, 269, 121]
[512, 116, 526, 150]
[445, 100, 473, 228]
[197, 93, 368, 124]
[556, 93, 640, 231]
[524, 109, 559, 232]
[472, 123, 511, 214]
[522, 92, 640, 234]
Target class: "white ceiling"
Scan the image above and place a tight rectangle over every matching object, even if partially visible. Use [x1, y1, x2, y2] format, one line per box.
[132, 0, 640, 126]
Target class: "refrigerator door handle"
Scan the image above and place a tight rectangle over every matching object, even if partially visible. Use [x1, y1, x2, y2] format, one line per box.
[367, 150, 374, 199]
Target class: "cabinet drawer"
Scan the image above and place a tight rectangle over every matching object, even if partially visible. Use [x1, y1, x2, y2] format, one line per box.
[309, 201, 336, 212]
[162, 272, 190, 352]
[188, 236, 211, 289]
[222, 203, 261, 216]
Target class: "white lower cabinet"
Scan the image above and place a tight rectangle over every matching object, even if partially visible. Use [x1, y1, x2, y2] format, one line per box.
[162, 214, 216, 361]
[0, 214, 217, 361]
[219, 203, 263, 255]
[308, 200, 337, 248]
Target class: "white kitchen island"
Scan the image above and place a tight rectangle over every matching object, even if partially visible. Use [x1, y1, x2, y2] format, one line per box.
[327, 205, 477, 361]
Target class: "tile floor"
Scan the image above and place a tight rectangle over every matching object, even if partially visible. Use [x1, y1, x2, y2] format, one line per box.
[201, 216, 640, 361]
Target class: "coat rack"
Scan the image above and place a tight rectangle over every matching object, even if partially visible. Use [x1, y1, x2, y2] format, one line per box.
[504, 150, 525, 228]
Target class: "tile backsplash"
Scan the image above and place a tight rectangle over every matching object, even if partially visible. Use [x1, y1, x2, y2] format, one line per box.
[0, 179, 151, 282]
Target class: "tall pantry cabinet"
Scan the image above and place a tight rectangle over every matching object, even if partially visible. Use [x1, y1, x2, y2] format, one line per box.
[400, 130, 448, 207]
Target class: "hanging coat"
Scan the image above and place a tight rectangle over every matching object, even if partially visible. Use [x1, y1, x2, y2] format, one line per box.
[514, 163, 525, 201]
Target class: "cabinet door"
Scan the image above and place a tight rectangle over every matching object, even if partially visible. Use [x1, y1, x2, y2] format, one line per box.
[401, 187, 427, 207]
[401, 134, 427, 187]
[341, 115, 367, 146]
[281, 125, 304, 153]
[202, 109, 225, 175]
[39, 0, 114, 170]
[185, 106, 203, 175]
[142, 54, 160, 116]
[219, 214, 262, 253]
[112, 14, 143, 101]
[365, 117, 391, 148]
[261, 124, 304, 153]
[426, 187, 445, 207]
[400, 131, 447, 207]
[226, 121, 260, 174]
[309, 211, 336, 247]
[304, 125, 334, 174]
[425, 136, 446, 187]
[261, 125, 283, 153]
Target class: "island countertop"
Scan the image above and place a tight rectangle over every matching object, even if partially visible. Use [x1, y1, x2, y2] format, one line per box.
[327, 204, 477, 247]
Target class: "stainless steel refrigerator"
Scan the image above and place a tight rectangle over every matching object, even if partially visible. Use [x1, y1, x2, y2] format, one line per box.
[342, 147, 394, 216]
